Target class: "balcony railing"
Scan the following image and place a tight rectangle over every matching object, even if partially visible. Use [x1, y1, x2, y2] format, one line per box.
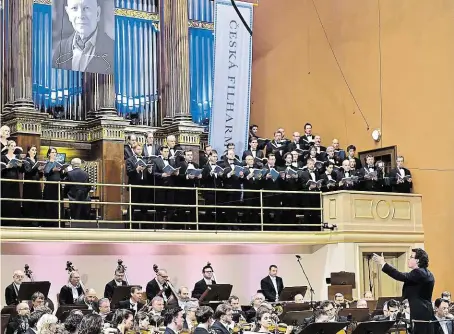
[0, 179, 323, 231]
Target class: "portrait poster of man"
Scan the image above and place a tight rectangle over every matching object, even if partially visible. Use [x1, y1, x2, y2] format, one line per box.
[52, 0, 115, 74]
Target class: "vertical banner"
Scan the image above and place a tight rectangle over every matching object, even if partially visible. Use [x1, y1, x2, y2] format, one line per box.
[209, 0, 253, 155]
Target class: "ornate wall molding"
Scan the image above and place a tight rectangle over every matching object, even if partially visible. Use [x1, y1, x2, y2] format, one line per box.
[115, 8, 159, 21]
[189, 20, 214, 30]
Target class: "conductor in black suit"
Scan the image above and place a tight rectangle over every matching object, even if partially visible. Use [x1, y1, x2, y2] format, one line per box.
[104, 268, 128, 299]
[373, 248, 435, 334]
[52, 0, 114, 74]
[192, 264, 217, 299]
[64, 158, 91, 221]
[260, 265, 284, 302]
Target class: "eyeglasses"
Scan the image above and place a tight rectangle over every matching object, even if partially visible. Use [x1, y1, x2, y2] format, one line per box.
[204, 271, 213, 273]
[409, 256, 415, 259]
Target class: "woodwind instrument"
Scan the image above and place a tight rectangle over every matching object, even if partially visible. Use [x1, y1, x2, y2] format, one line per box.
[24, 264, 34, 282]
[117, 259, 130, 285]
[65, 261, 86, 304]
[152, 264, 179, 306]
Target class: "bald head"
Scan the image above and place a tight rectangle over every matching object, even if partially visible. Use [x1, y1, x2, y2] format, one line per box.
[16, 302, 30, 316]
[85, 288, 97, 303]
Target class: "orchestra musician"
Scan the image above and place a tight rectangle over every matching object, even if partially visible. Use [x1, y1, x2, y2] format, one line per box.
[117, 286, 145, 315]
[177, 287, 191, 310]
[194, 306, 215, 334]
[333, 293, 348, 309]
[97, 298, 113, 321]
[149, 296, 165, 317]
[104, 269, 128, 299]
[373, 248, 434, 334]
[433, 298, 454, 334]
[1, 140, 23, 224]
[5, 270, 25, 305]
[303, 301, 347, 327]
[82, 288, 98, 309]
[294, 294, 304, 303]
[5, 302, 30, 334]
[114, 309, 134, 334]
[211, 304, 234, 334]
[146, 268, 173, 302]
[58, 271, 85, 305]
[30, 292, 54, 313]
[371, 299, 400, 320]
[228, 296, 246, 320]
[134, 311, 151, 331]
[192, 264, 217, 299]
[255, 307, 292, 334]
[260, 265, 284, 303]
[182, 300, 199, 332]
[164, 307, 185, 334]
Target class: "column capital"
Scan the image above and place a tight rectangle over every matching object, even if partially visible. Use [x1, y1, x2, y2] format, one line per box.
[1, 110, 49, 136]
[85, 117, 130, 143]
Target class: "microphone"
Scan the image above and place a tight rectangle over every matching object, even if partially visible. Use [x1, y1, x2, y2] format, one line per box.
[295, 255, 301, 259]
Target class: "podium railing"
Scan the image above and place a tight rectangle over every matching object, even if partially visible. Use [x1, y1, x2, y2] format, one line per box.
[0, 178, 323, 230]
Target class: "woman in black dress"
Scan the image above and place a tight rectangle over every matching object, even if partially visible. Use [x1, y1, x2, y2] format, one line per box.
[0, 125, 11, 154]
[43, 147, 65, 227]
[1, 140, 23, 225]
[23, 145, 44, 224]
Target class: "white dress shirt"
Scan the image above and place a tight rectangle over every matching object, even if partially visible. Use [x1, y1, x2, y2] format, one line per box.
[71, 29, 98, 72]
[130, 298, 138, 312]
[269, 275, 278, 300]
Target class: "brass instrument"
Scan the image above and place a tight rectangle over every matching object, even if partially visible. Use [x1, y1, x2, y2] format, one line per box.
[268, 322, 288, 334]
[117, 259, 130, 285]
[65, 261, 86, 304]
[153, 264, 179, 306]
[24, 264, 34, 282]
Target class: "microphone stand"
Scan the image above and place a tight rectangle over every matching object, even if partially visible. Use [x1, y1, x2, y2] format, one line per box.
[296, 256, 315, 312]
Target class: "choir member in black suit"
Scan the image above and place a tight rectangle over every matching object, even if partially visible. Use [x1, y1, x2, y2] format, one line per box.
[1, 140, 23, 225]
[194, 306, 215, 334]
[143, 132, 158, 159]
[349, 158, 359, 175]
[346, 145, 362, 169]
[287, 132, 304, 152]
[58, 271, 84, 305]
[242, 155, 262, 228]
[124, 134, 137, 160]
[265, 131, 285, 166]
[146, 268, 173, 302]
[332, 139, 346, 160]
[262, 154, 282, 228]
[199, 145, 212, 167]
[359, 155, 383, 191]
[42, 147, 67, 227]
[303, 146, 320, 169]
[104, 269, 128, 299]
[299, 123, 314, 149]
[281, 153, 299, 227]
[221, 149, 244, 224]
[211, 304, 233, 334]
[153, 146, 179, 222]
[191, 264, 217, 299]
[4, 270, 25, 306]
[320, 162, 338, 192]
[117, 286, 145, 315]
[323, 146, 342, 167]
[249, 124, 259, 148]
[260, 265, 284, 302]
[290, 151, 304, 168]
[165, 135, 184, 163]
[22, 145, 44, 223]
[64, 158, 91, 221]
[221, 143, 240, 162]
[389, 156, 413, 193]
[201, 151, 223, 226]
[242, 137, 265, 165]
[126, 145, 149, 221]
[336, 160, 358, 190]
[373, 248, 434, 334]
[177, 150, 202, 223]
[277, 127, 291, 146]
[312, 135, 326, 155]
[300, 159, 321, 230]
[375, 160, 389, 192]
[163, 307, 185, 334]
[142, 134, 158, 213]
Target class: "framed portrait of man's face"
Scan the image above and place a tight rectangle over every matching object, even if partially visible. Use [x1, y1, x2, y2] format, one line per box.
[51, 0, 115, 74]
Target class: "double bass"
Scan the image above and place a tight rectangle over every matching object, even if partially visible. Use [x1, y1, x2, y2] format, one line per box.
[65, 261, 87, 304]
[153, 264, 179, 307]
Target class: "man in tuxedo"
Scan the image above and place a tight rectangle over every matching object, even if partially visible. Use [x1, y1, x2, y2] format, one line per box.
[287, 132, 303, 152]
[194, 306, 215, 334]
[58, 271, 85, 305]
[433, 298, 453, 334]
[64, 158, 91, 221]
[389, 156, 413, 193]
[336, 160, 358, 190]
[143, 132, 157, 159]
[266, 131, 285, 166]
[373, 248, 434, 334]
[5, 270, 25, 305]
[312, 135, 326, 155]
[199, 145, 212, 167]
[262, 154, 283, 227]
[124, 134, 137, 160]
[242, 137, 265, 165]
[177, 150, 202, 223]
[300, 123, 314, 149]
[117, 286, 145, 315]
[164, 307, 185, 334]
[201, 151, 223, 226]
[165, 135, 184, 163]
[359, 155, 383, 191]
[104, 269, 128, 299]
[346, 145, 362, 169]
[228, 295, 246, 320]
[300, 159, 321, 229]
[221, 149, 244, 224]
[126, 144, 149, 222]
[260, 265, 284, 302]
[211, 304, 234, 334]
[371, 299, 400, 320]
[332, 139, 346, 160]
[303, 300, 348, 327]
[146, 268, 173, 302]
[192, 264, 217, 299]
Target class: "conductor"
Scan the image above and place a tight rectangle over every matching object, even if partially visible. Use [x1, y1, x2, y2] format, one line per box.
[372, 248, 434, 334]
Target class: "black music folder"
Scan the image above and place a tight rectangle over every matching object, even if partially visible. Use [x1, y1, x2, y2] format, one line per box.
[299, 322, 349, 334]
[338, 308, 371, 322]
[279, 286, 308, 301]
[282, 310, 314, 326]
[199, 284, 232, 303]
[110, 285, 133, 307]
[351, 320, 395, 334]
[18, 281, 51, 301]
[56, 305, 90, 322]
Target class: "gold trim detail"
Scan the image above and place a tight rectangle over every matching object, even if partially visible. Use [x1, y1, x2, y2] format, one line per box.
[189, 20, 214, 30]
[114, 8, 159, 21]
[391, 200, 412, 220]
[376, 200, 391, 219]
[0, 228, 425, 244]
[329, 199, 337, 219]
[353, 199, 374, 219]
[33, 0, 52, 5]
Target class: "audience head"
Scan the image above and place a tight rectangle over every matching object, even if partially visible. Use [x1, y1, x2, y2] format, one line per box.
[214, 304, 233, 324]
[195, 306, 214, 325]
[163, 307, 184, 329]
[356, 299, 368, 309]
[409, 248, 429, 269]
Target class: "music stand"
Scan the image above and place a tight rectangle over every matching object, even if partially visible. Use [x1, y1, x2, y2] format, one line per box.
[282, 310, 314, 326]
[351, 320, 395, 334]
[299, 321, 349, 334]
[0, 306, 16, 316]
[330, 272, 356, 289]
[55, 305, 89, 321]
[338, 308, 371, 322]
[110, 285, 133, 308]
[376, 297, 404, 310]
[281, 303, 311, 319]
[279, 286, 308, 302]
[199, 284, 232, 303]
[328, 285, 353, 301]
[17, 281, 51, 301]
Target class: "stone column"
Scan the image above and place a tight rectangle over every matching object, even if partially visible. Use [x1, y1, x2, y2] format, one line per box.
[10, 0, 35, 112]
[160, 0, 192, 124]
[86, 73, 117, 119]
